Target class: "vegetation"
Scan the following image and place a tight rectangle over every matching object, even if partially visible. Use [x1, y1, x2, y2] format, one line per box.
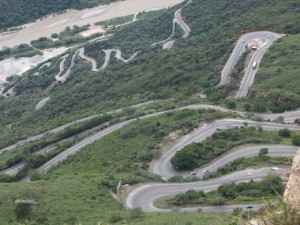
[256, 200, 300, 225]
[292, 135, 300, 146]
[279, 129, 291, 138]
[0, 110, 236, 225]
[247, 34, 300, 112]
[1, 0, 300, 224]
[207, 156, 292, 179]
[171, 127, 289, 171]
[0, 44, 41, 60]
[1, 0, 300, 146]
[163, 176, 284, 207]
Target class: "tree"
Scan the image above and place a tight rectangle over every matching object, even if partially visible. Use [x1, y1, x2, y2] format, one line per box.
[292, 135, 300, 146]
[15, 201, 34, 220]
[278, 129, 291, 138]
[244, 103, 251, 112]
[259, 148, 269, 157]
[225, 100, 237, 109]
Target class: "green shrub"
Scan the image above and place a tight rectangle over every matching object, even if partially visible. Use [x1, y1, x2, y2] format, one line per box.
[279, 129, 291, 138]
[292, 135, 300, 146]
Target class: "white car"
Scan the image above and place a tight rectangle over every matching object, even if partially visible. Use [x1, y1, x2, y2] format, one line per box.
[271, 167, 279, 171]
[252, 61, 257, 69]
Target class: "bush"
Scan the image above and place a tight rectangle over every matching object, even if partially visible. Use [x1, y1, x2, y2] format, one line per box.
[225, 100, 237, 109]
[128, 208, 144, 220]
[259, 148, 269, 157]
[278, 129, 291, 138]
[292, 135, 300, 146]
[109, 213, 123, 223]
[15, 202, 33, 220]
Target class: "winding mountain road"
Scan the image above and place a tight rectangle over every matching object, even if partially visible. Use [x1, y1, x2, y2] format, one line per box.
[150, 119, 300, 180]
[32, 113, 299, 211]
[55, 49, 80, 83]
[0, 2, 296, 214]
[2, 102, 300, 156]
[235, 33, 284, 98]
[126, 167, 288, 212]
[218, 31, 283, 91]
[78, 48, 99, 72]
[152, 1, 191, 49]
[100, 49, 139, 70]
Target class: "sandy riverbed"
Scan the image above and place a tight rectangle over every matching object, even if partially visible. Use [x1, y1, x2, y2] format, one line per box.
[0, 0, 184, 49]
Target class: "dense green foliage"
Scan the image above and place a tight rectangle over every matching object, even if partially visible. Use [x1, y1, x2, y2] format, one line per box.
[207, 156, 292, 179]
[172, 127, 287, 171]
[166, 176, 284, 207]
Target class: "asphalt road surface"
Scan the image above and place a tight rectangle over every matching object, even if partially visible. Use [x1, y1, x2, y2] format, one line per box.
[2, 103, 300, 155]
[126, 167, 288, 212]
[218, 31, 283, 89]
[150, 119, 299, 179]
[235, 33, 284, 98]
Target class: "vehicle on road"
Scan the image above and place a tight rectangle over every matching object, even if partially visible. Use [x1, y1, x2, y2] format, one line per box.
[252, 61, 257, 69]
[190, 171, 197, 176]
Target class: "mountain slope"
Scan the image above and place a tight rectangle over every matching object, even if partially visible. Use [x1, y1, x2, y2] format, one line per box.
[1, 0, 300, 147]
[1, 0, 300, 224]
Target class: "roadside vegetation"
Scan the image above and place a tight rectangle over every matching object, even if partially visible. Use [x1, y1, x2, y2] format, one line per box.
[172, 127, 295, 171]
[0, 109, 236, 225]
[160, 176, 284, 207]
[254, 200, 300, 225]
[0, 44, 41, 60]
[207, 155, 292, 179]
[1, 106, 217, 180]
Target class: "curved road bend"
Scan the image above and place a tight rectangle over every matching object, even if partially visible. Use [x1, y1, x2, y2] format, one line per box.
[235, 33, 284, 98]
[100, 49, 139, 70]
[218, 31, 283, 87]
[55, 49, 80, 83]
[126, 167, 288, 212]
[152, 2, 191, 49]
[150, 119, 300, 179]
[78, 48, 99, 72]
[36, 106, 234, 173]
[151, 144, 296, 179]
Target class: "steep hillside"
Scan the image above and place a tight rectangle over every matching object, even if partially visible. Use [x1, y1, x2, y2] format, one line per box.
[1, 0, 300, 148]
[1, 0, 300, 224]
